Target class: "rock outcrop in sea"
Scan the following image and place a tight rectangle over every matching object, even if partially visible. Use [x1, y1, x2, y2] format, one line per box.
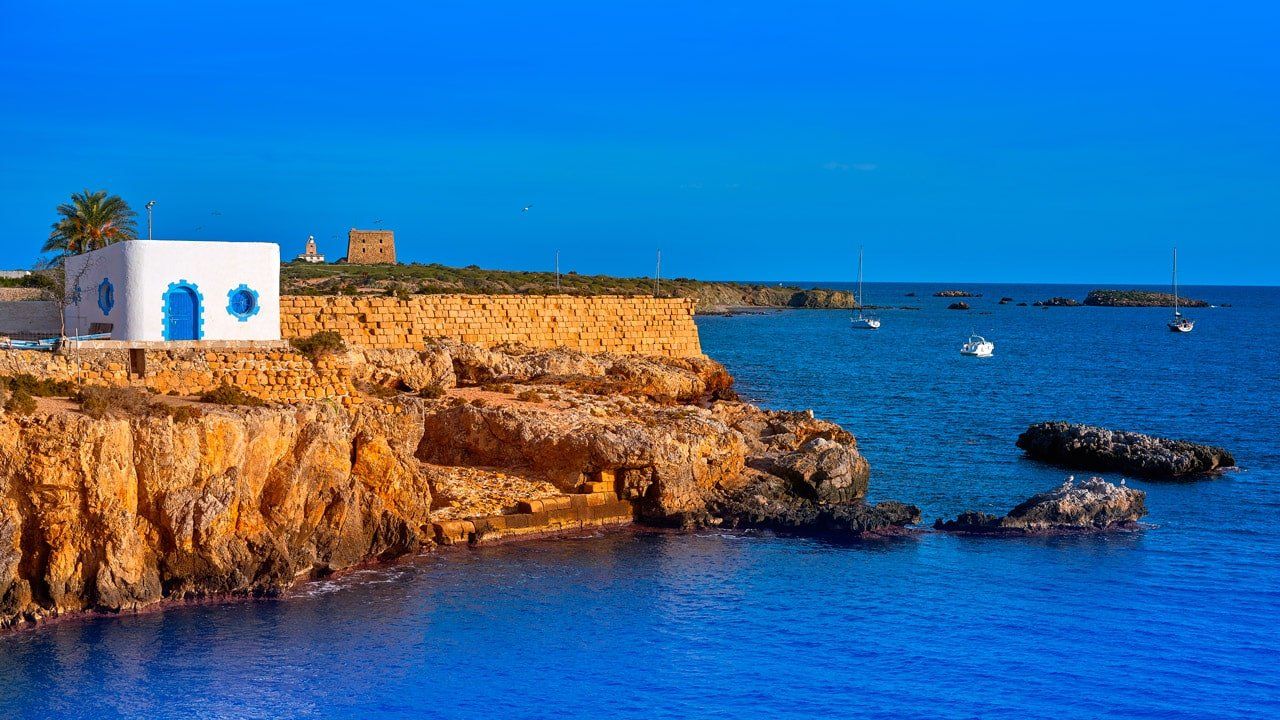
[1016, 421, 1235, 478]
[946, 301, 970, 310]
[934, 477, 1146, 535]
[1032, 297, 1081, 307]
[934, 290, 974, 297]
[1084, 290, 1209, 307]
[0, 342, 916, 628]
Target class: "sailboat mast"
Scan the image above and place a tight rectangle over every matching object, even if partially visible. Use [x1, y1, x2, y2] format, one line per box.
[1172, 247, 1179, 316]
[857, 246, 864, 317]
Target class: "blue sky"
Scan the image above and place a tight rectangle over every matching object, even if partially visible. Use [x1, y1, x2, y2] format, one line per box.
[2, 1, 1277, 284]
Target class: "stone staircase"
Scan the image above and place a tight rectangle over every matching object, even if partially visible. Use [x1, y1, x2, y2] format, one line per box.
[432, 469, 634, 545]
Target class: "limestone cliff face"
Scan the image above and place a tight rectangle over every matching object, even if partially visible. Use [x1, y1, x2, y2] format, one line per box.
[0, 344, 906, 630]
[0, 403, 432, 628]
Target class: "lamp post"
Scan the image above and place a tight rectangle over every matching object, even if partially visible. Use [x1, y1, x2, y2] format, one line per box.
[654, 250, 661, 297]
[145, 200, 156, 240]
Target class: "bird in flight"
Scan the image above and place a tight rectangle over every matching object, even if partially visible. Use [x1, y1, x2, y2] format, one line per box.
[522, 204, 533, 213]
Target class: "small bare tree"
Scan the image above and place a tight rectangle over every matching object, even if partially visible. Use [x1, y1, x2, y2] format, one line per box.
[36, 255, 98, 341]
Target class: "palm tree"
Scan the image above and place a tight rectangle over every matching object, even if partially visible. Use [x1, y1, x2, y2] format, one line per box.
[43, 189, 138, 260]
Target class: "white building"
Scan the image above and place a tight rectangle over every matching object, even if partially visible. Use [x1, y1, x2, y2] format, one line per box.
[63, 240, 281, 342]
[295, 235, 325, 263]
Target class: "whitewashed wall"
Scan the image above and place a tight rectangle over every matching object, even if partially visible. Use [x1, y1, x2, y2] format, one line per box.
[63, 240, 281, 341]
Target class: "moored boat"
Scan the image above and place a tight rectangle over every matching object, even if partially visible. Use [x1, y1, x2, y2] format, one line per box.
[960, 334, 994, 357]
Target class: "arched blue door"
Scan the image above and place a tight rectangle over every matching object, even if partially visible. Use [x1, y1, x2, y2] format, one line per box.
[166, 287, 199, 340]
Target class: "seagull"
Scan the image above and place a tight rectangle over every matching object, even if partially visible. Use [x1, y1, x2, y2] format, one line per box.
[522, 204, 533, 213]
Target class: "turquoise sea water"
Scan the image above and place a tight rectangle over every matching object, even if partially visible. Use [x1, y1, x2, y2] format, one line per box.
[2, 283, 1277, 719]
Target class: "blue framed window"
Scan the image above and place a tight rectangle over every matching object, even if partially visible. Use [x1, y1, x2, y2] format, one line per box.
[97, 278, 115, 316]
[226, 284, 260, 321]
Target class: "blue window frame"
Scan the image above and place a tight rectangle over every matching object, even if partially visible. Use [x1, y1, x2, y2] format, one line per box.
[226, 284, 260, 321]
[97, 278, 115, 316]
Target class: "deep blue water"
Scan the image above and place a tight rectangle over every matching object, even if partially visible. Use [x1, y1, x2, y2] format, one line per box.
[2, 283, 1278, 719]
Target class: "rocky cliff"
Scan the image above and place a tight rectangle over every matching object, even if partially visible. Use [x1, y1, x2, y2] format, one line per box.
[0, 343, 913, 629]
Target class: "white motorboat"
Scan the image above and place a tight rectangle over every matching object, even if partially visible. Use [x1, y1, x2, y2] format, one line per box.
[850, 246, 881, 330]
[960, 334, 994, 357]
[1167, 248, 1195, 333]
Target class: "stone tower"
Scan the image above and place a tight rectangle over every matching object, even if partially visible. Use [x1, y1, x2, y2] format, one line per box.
[346, 229, 396, 264]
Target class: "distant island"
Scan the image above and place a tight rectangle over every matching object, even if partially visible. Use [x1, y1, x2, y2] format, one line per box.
[1084, 289, 1209, 307]
[281, 262, 857, 313]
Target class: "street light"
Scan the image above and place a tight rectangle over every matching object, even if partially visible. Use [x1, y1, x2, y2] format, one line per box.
[145, 200, 156, 240]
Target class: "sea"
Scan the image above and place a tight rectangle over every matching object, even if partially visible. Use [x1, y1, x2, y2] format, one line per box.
[2, 282, 1277, 719]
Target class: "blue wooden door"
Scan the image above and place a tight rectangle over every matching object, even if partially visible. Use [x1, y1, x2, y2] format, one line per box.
[167, 287, 198, 340]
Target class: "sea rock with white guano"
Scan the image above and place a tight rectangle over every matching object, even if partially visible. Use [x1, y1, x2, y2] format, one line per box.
[934, 477, 1145, 535]
[1016, 421, 1235, 478]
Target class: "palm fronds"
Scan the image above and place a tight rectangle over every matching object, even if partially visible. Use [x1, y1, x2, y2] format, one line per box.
[44, 189, 138, 260]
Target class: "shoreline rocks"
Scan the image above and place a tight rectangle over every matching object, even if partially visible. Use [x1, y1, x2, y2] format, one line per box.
[709, 470, 921, 538]
[1084, 290, 1209, 307]
[934, 477, 1146, 535]
[1016, 421, 1235, 479]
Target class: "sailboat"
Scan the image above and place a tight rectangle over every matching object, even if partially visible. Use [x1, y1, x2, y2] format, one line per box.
[850, 246, 881, 329]
[1167, 247, 1195, 333]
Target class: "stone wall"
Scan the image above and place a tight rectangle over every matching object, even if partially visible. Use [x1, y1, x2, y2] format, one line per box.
[280, 294, 702, 357]
[0, 300, 59, 338]
[0, 347, 357, 404]
[0, 288, 47, 302]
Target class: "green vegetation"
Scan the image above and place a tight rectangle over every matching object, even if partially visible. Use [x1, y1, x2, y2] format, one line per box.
[200, 383, 267, 407]
[44, 189, 138, 260]
[77, 386, 154, 418]
[280, 262, 856, 311]
[4, 389, 37, 415]
[0, 374, 77, 397]
[418, 384, 446, 399]
[0, 273, 57, 292]
[289, 330, 347, 360]
[76, 386, 204, 421]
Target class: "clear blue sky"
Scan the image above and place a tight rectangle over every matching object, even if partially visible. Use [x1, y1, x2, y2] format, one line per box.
[2, 1, 1277, 284]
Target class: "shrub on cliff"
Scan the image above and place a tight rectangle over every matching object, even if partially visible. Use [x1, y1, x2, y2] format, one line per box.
[155, 404, 203, 422]
[200, 383, 266, 407]
[290, 330, 346, 360]
[1, 373, 77, 397]
[4, 388, 37, 415]
[77, 386, 153, 418]
[418, 384, 446, 399]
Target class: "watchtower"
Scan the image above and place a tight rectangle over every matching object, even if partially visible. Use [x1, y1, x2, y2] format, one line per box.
[346, 229, 396, 264]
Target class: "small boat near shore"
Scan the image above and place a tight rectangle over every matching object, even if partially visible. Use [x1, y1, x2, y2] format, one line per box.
[960, 334, 994, 357]
[850, 246, 880, 330]
[1167, 247, 1195, 333]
